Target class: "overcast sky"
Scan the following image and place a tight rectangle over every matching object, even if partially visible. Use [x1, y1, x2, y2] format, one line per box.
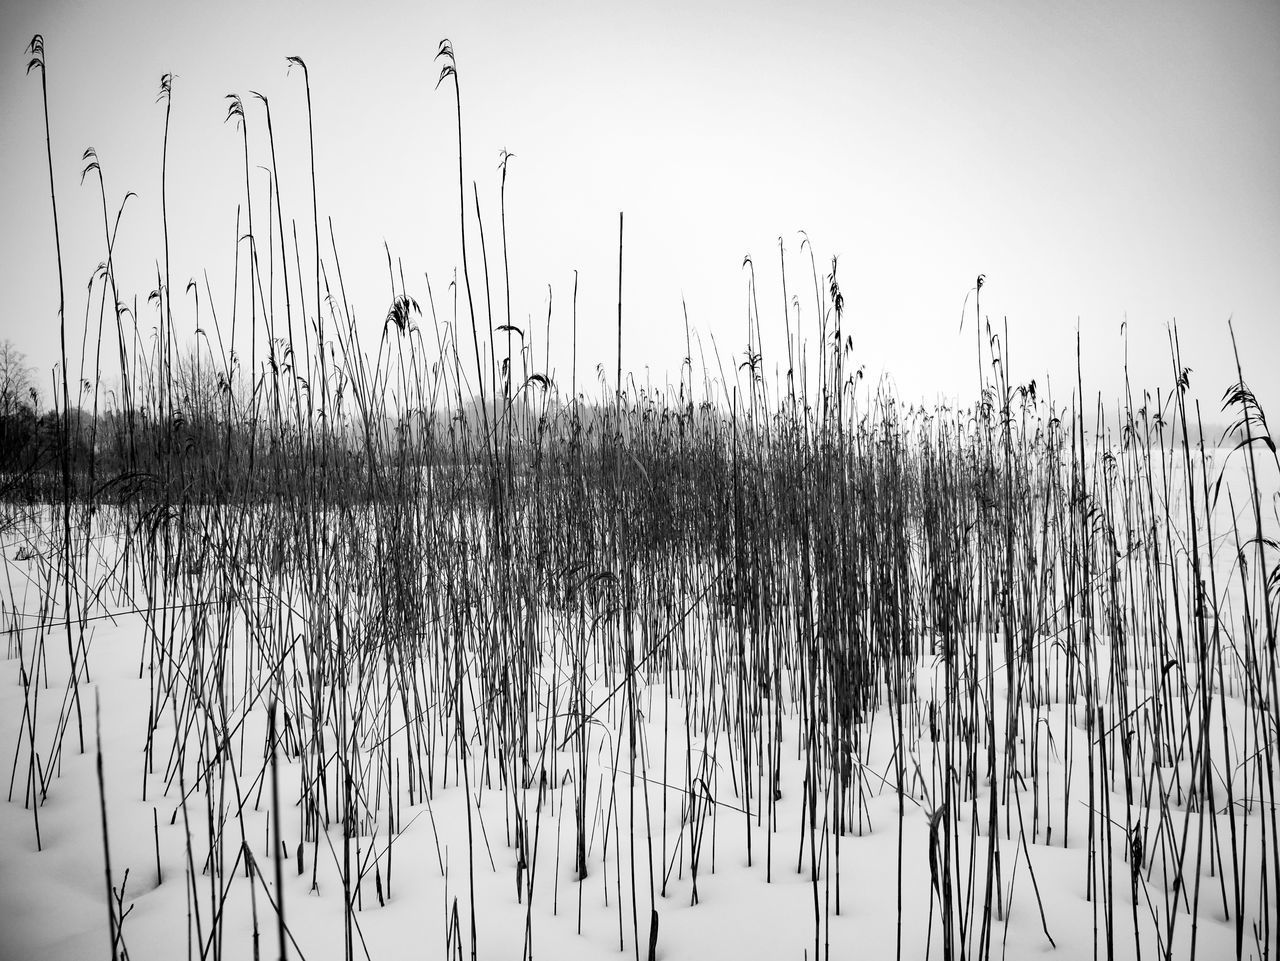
[2, 0, 1277, 423]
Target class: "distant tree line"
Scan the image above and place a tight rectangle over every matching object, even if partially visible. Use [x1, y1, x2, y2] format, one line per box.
[0, 340, 55, 493]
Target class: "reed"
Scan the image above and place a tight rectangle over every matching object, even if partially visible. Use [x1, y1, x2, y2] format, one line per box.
[2, 35, 1277, 961]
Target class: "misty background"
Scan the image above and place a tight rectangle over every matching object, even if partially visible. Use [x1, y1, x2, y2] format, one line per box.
[1, 0, 1277, 426]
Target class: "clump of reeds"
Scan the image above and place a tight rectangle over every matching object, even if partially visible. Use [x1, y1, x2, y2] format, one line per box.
[3, 33, 1277, 961]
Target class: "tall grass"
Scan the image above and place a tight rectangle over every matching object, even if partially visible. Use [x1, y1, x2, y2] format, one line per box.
[4, 34, 1279, 961]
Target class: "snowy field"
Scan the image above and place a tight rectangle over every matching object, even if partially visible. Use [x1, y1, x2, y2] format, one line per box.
[1, 438, 1278, 961]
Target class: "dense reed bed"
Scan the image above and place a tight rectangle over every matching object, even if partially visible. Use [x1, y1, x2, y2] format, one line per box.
[2, 35, 1278, 961]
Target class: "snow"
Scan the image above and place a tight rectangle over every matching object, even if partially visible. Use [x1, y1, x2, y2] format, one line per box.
[0, 474, 1276, 961]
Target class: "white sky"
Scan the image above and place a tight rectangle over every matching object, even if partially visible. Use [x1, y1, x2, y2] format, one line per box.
[2, 0, 1278, 422]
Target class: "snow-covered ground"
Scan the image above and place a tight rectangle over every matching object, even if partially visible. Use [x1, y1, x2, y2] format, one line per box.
[1, 441, 1276, 961]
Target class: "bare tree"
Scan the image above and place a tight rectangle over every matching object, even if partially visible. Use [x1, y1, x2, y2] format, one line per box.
[0, 339, 36, 418]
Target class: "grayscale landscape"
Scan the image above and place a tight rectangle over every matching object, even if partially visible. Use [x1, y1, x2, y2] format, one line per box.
[1, 4, 1278, 961]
